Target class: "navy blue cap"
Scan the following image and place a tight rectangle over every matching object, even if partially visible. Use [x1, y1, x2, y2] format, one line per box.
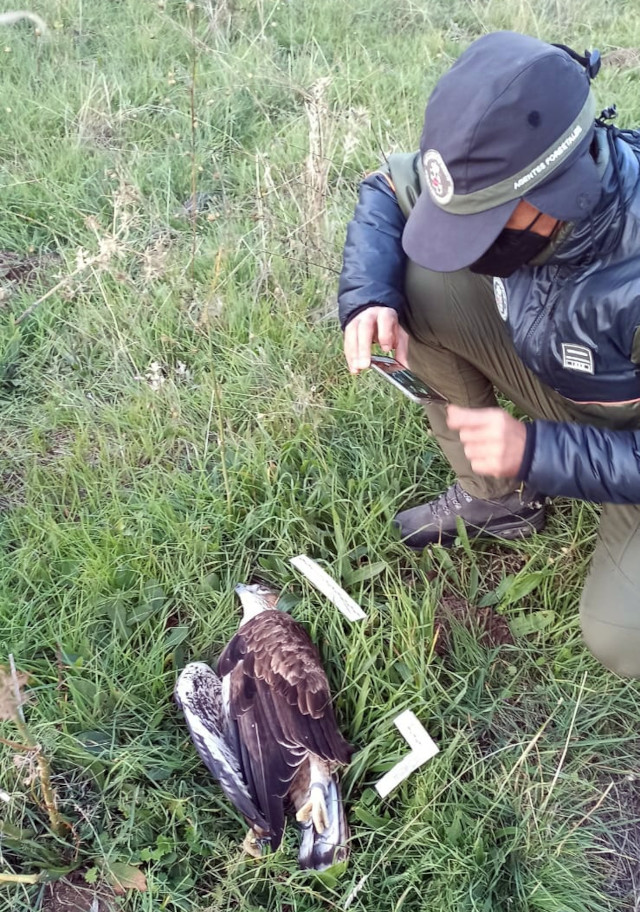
[402, 32, 603, 272]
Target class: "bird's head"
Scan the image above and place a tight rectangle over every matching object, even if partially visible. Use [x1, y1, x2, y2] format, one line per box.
[235, 582, 280, 625]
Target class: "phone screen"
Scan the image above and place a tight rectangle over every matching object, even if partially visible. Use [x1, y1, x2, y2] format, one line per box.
[369, 356, 448, 404]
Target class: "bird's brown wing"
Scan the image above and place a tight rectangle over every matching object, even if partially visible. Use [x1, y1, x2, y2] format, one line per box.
[217, 612, 352, 847]
[218, 611, 352, 763]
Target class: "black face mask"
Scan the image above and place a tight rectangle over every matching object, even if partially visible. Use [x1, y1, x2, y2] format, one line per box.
[469, 213, 550, 278]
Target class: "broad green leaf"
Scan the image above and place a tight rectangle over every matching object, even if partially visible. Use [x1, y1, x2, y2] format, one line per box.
[312, 859, 348, 889]
[53, 559, 79, 579]
[353, 807, 391, 828]
[509, 610, 555, 638]
[129, 580, 166, 624]
[477, 590, 500, 608]
[345, 560, 387, 584]
[498, 570, 545, 606]
[75, 730, 112, 756]
[275, 592, 301, 613]
[57, 646, 84, 668]
[454, 515, 473, 557]
[446, 810, 463, 845]
[0, 821, 34, 840]
[127, 604, 157, 624]
[332, 506, 350, 579]
[103, 595, 130, 640]
[392, 660, 413, 683]
[172, 642, 188, 671]
[69, 678, 98, 704]
[165, 626, 190, 649]
[114, 566, 137, 590]
[140, 835, 174, 861]
[201, 572, 221, 592]
[142, 579, 166, 610]
[145, 766, 173, 782]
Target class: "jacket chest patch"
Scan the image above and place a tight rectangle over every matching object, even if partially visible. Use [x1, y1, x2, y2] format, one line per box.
[561, 343, 594, 374]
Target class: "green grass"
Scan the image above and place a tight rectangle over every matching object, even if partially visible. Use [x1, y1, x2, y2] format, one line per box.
[2, 0, 640, 909]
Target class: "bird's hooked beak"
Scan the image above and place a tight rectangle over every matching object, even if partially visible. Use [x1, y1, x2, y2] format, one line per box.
[235, 582, 280, 626]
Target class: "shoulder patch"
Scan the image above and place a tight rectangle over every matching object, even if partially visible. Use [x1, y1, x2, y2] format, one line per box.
[493, 277, 508, 321]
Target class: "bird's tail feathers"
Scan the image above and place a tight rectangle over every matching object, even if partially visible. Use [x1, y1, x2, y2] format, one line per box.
[298, 777, 349, 871]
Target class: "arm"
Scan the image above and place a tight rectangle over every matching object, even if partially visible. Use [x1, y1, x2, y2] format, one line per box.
[520, 421, 640, 504]
[338, 170, 408, 330]
[446, 406, 640, 504]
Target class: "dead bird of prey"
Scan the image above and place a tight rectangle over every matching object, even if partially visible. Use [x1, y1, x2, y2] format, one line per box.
[175, 582, 353, 870]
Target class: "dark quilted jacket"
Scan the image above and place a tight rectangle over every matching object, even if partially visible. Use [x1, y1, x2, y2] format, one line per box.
[338, 126, 640, 504]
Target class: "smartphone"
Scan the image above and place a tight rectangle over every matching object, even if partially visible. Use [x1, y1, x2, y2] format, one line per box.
[369, 356, 448, 404]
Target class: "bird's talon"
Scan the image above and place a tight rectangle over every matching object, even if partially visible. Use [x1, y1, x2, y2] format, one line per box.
[242, 828, 263, 858]
[297, 787, 329, 833]
[313, 802, 330, 834]
[296, 800, 313, 824]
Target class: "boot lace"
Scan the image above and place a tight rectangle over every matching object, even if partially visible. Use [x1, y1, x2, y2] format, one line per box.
[430, 481, 474, 517]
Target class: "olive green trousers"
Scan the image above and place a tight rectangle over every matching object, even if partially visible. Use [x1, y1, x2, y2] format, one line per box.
[403, 262, 640, 678]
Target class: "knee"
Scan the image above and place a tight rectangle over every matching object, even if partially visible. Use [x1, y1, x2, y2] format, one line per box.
[404, 264, 489, 338]
[580, 611, 640, 678]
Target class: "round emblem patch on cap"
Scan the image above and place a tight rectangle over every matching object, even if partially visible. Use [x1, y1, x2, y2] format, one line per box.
[493, 277, 508, 321]
[423, 149, 454, 206]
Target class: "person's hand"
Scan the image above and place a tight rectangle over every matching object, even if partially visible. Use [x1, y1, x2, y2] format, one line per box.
[344, 306, 409, 374]
[446, 405, 527, 478]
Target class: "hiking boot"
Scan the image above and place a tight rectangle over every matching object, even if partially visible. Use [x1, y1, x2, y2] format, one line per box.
[394, 481, 546, 550]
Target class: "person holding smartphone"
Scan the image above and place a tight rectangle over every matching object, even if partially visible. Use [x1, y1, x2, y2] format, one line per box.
[338, 31, 640, 676]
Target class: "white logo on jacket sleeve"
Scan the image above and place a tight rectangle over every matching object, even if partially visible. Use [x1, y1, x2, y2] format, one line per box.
[561, 343, 594, 374]
[493, 277, 508, 321]
[423, 150, 454, 205]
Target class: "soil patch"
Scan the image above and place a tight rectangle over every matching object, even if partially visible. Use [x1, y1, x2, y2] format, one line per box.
[594, 777, 640, 907]
[472, 547, 529, 592]
[0, 250, 60, 306]
[434, 593, 514, 657]
[41, 872, 117, 912]
[604, 47, 640, 69]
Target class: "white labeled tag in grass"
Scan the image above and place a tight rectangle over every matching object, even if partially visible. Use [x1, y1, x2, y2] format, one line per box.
[375, 710, 439, 799]
[289, 555, 367, 622]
